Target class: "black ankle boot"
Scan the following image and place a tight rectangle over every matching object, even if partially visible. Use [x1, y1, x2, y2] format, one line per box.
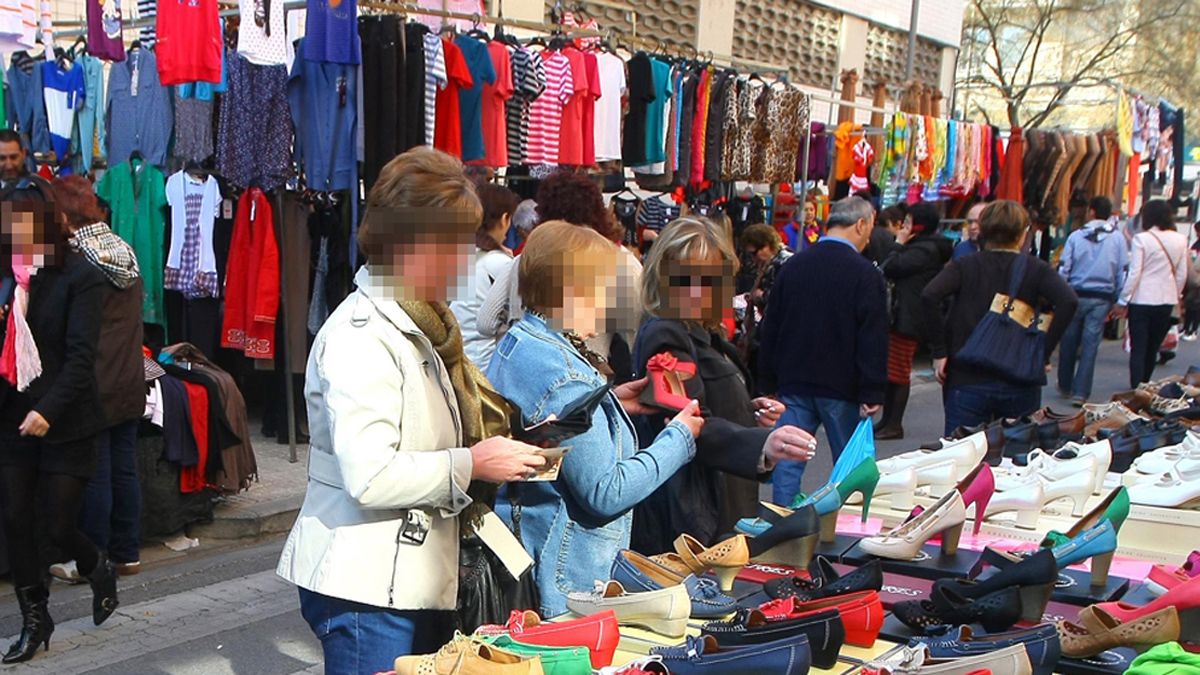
[3, 584, 54, 664]
[87, 553, 119, 626]
[875, 383, 910, 440]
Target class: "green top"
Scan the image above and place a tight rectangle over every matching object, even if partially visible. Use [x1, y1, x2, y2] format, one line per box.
[479, 634, 592, 675]
[97, 159, 166, 325]
[1126, 642, 1200, 675]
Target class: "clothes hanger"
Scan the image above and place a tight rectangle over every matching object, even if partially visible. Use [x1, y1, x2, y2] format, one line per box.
[466, 13, 489, 41]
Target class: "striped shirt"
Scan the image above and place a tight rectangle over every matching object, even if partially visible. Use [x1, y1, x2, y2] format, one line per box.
[525, 50, 571, 166]
[136, 0, 156, 46]
[423, 33, 446, 147]
[636, 196, 680, 232]
[505, 46, 545, 166]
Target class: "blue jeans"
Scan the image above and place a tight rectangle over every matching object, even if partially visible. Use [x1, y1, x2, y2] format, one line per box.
[298, 588, 454, 675]
[1057, 296, 1112, 400]
[80, 420, 142, 563]
[944, 382, 1042, 435]
[771, 395, 860, 505]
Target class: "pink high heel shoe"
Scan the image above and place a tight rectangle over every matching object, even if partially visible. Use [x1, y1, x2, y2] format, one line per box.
[957, 462, 995, 536]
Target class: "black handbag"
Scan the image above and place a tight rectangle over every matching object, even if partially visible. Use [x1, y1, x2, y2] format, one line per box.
[954, 254, 1048, 386]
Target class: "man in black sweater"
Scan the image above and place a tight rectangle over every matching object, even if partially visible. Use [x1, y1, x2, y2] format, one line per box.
[759, 196, 889, 506]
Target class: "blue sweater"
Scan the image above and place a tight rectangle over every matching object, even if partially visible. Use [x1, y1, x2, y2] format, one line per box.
[758, 239, 889, 404]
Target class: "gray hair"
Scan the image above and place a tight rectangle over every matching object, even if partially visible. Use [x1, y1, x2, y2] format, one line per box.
[512, 199, 539, 234]
[825, 196, 874, 230]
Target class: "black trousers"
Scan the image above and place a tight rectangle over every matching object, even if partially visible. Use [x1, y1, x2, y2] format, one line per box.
[1127, 304, 1175, 387]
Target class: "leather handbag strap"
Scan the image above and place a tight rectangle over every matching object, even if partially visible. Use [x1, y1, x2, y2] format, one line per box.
[999, 253, 1030, 317]
[1148, 231, 1182, 280]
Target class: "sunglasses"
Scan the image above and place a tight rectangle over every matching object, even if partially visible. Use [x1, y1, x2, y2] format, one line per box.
[670, 274, 724, 288]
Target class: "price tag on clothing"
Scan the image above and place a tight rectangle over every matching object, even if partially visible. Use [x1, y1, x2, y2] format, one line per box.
[222, 199, 234, 219]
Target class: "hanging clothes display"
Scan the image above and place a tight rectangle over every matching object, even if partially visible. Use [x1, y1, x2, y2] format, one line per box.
[621, 52, 653, 166]
[7, 50, 50, 154]
[557, 46, 589, 167]
[155, 0, 221, 85]
[72, 54, 105, 173]
[40, 60, 85, 164]
[473, 38, 512, 168]
[97, 159, 167, 325]
[422, 32, 446, 148]
[593, 50, 624, 163]
[526, 49, 572, 166]
[433, 37, 473, 158]
[304, 0, 361, 65]
[86, 0, 126, 62]
[164, 171, 221, 300]
[0, 0, 51, 54]
[454, 35, 495, 164]
[237, 0, 293, 68]
[106, 48, 174, 168]
[222, 188, 280, 360]
[505, 45, 545, 166]
[288, 40, 358, 192]
[217, 54, 294, 190]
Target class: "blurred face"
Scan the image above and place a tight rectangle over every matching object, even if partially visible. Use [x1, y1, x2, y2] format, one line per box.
[3, 203, 56, 265]
[803, 202, 817, 224]
[744, 244, 774, 263]
[662, 253, 733, 324]
[966, 205, 986, 241]
[391, 231, 475, 302]
[0, 141, 26, 180]
[554, 283, 608, 338]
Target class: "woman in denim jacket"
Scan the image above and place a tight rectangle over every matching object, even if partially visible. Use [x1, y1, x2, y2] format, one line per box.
[488, 222, 705, 617]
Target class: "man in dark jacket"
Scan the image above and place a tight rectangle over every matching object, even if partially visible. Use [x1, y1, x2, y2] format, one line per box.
[759, 196, 889, 504]
[874, 202, 953, 439]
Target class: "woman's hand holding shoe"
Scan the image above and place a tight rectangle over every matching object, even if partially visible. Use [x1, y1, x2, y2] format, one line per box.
[671, 400, 705, 438]
[470, 437, 547, 483]
[764, 426, 817, 465]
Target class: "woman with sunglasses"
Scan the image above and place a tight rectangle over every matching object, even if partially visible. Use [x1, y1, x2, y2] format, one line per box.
[631, 217, 818, 555]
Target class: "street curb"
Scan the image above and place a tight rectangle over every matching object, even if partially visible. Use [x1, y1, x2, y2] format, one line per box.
[186, 495, 303, 541]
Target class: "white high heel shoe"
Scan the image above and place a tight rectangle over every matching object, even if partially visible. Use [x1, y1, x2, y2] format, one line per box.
[877, 433, 988, 481]
[985, 470, 1097, 528]
[847, 467, 919, 511]
[1128, 463, 1200, 508]
[1134, 431, 1200, 476]
[858, 490, 967, 560]
[995, 440, 1110, 495]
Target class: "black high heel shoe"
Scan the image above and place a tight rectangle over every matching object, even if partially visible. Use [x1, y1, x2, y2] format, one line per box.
[940, 548, 1058, 623]
[746, 504, 820, 566]
[893, 584, 1023, 634]
[763, 556, 883, 601]
[3, 584, 54, 664]
[88, 552, 120, 626]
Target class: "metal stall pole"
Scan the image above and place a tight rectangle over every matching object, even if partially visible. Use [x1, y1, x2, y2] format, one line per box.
[274, 190, 298, 463]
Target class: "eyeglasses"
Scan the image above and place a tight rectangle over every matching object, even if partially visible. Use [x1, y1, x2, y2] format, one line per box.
[670, 275, 723, 288]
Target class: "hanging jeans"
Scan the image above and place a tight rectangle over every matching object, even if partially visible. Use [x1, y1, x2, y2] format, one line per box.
[1127, 304, 1175, 387]
[79, 420, 142, 564]
[1057, 296, 1113, 400]
[771, 395, 860, 506]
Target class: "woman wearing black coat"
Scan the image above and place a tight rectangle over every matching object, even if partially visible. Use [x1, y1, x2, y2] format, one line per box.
[874, 202, 953, 440]
[0, 198, 119, 665]
[630, 217, 817, 554]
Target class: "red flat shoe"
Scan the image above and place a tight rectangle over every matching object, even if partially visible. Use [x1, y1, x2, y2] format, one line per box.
[1094, 575, 1200, 645]
[758, 590, 885, 647]
[475, 609, 621, 668]
[640, 352, 697, 412]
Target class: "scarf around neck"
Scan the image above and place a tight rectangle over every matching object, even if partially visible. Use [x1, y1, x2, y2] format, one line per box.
[0, 259, 43, 390]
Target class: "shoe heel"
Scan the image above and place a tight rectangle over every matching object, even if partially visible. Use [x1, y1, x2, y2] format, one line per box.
[940, 523, 964, 556]
[967, 491, 992, 537]
[1179, 607, 1200, 645]
[794, 532, 818, 569]
[1018, 582, 1055, 623]
[819, 510, 839, 544]
[1089, 551, 1115, 587]
[714, 566, 742, 593]
[859, 474, 880, 524]
[42, 640, 49, 652]
[1070, 493, 1089, 518]
[1015, 508, 1041, 530]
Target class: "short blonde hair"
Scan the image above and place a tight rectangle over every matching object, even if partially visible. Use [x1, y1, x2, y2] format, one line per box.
[641, 217, 739, 326]
[358, 147, 482, 257]
[519, 221, 620, 314]
[980, 200, 1029, 248]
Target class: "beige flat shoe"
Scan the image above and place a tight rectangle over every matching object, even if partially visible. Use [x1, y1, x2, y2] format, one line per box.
[867, 642, 1032, 675]
[395, 632, 546, 675]
[1056, 605, 1180, 658]
[565, 580, 690, 638]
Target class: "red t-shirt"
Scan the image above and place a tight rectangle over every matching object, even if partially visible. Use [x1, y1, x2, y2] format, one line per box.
[473, 40, 514, 168]
[580, 51, 602, 167]
[434, 38, 474, 158]
[156, 0, 222, 85]
[557, 47, 589, 166]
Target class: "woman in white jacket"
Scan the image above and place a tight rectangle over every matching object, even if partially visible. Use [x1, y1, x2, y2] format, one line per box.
[276, 148, 545, 675]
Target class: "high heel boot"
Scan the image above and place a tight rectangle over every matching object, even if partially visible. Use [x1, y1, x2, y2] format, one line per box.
[874, 383, 910, 441]
[3, 584, 54, 664]
[88, 552, 120, 626]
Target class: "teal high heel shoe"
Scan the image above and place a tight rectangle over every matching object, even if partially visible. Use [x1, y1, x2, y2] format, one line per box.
[1050, 519, 1118, 586]
[737, 419, 879, 538]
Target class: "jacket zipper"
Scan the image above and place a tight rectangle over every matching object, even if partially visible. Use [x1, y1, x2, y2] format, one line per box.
[387, 525, 403, 608]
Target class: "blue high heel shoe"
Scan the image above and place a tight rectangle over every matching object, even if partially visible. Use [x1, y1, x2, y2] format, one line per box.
[737, 419, 879, 541]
